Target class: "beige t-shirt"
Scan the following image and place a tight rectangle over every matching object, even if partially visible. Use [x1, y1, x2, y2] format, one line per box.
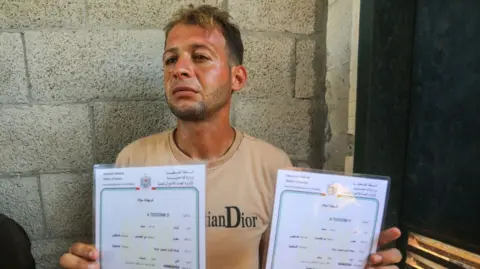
[115, 128, 292, 269]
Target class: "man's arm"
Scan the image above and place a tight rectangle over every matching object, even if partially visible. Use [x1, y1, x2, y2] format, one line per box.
[0, 217, 36, 269]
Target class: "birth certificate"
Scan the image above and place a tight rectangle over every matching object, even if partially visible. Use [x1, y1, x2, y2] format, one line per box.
[265, 169, 389, 269]
[93, 163, 206, 269]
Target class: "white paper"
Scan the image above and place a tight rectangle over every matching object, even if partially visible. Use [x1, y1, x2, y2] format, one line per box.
[265, 169, 389, 269]
[94, 164, 206, 269]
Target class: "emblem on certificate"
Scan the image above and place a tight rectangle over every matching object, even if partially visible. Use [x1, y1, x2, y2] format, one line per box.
[140, 175, 151, 189]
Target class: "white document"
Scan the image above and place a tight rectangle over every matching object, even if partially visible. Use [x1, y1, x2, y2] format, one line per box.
[265, 169, 390, 269]
[93, 163, 206, 269]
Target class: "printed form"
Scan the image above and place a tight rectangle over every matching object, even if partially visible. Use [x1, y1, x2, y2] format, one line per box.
[265, 169, 389, 269]
[94, 164, 206, 269]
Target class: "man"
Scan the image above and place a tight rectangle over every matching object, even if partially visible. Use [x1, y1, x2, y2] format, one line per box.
[60, 4, 402, 269]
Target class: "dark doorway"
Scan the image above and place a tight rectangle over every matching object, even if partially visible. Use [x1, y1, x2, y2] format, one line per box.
[354, 0, 480, 267]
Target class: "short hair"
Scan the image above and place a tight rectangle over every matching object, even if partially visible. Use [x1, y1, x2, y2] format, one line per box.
[164, 4, 244, 65]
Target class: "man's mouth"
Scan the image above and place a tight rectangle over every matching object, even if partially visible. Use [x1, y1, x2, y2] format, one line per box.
[172, 86, 198, 95]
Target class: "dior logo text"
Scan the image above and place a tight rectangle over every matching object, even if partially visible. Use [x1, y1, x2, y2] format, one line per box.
[207, 206, 258, 228]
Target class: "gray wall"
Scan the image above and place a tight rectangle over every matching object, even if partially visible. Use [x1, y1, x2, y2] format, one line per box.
[0, 1, 354, 268]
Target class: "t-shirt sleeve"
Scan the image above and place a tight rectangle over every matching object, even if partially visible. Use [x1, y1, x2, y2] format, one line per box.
[0, 218, 36, 269]
[115, 144, 132, 167]
[283, 154, 293, 167]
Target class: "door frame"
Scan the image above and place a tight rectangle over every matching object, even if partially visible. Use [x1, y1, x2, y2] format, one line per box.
[353, 0, 417, 262]
[353, 0, 480, 260]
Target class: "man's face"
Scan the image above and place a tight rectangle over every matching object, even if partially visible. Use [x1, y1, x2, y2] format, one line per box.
[163, 23, 234, 121]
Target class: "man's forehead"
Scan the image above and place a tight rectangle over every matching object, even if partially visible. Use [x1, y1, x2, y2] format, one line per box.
[165, 23, 226, 50]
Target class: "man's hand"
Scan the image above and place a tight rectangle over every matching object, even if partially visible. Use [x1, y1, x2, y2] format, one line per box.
[59, 242, 99, 269]
[365, 227, 403, 269]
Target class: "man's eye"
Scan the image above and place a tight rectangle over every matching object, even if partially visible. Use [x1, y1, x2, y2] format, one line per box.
[193, 54, 209, 62]
[165, 57, 177, 65]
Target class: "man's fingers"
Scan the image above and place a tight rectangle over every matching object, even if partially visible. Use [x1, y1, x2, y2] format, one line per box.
[365, 266, 399, 269]
[378, 227, 401, 247]
[368, 248, 402, 266]
[69, 242, 98, 261]
[59, 253, 99, 269]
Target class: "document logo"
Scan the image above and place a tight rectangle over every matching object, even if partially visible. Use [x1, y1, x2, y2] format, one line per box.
[140, 175, 151, 189]
[327, 183, 340, 195]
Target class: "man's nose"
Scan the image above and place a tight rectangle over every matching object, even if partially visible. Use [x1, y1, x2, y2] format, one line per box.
[173, 56, 193, 79]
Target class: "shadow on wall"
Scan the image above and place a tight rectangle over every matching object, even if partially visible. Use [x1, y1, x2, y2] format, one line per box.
[308, 0, 328, 170]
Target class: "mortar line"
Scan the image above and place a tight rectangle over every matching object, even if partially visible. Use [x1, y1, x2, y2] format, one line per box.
[33, 234, 93, 241]
[292, 37, 298, 98]
[0, 101, 29, 106]
[36, 175, 49, 238]
[0, 169, 90, 179]
[3, 96, 165, 107]
[0, 101, 87, 108]
[0, 27, 167, 33]
[89, 102, 97, 166]
[20, 33, 33, 106]
[3, 27, 324, 37]
[296, 96, 314, 101]
[240, 29, 324, 40]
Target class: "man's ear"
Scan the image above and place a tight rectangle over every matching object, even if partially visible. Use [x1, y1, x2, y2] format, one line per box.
[231, 65, 247, 93]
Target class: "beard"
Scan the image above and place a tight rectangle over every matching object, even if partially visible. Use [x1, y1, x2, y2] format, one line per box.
[167, 100, 208, 121]
[166, 83, 231, 122]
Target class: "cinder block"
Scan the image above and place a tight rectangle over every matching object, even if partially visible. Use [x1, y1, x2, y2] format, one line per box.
[0, 105, 92, 173]
[0, 0, 84, 29]
[328, 0, 340, 6]
[25, 30, 165, 102]
[88, 0, 205, 27]
[229, 0, 318, 34]
[0, 177, 44, 239]
[326, 98, 349, 136]
[32, 237, 92, 269]
[235, 97, 312, 159]
[348, 98, 356, 118]
[348, 94, 356, 135]
[344, 155, 354, 174]
[348, 116, 356, 135]
[325, 65, 350, 138]
[241, 33, 295, 98]
[40, 173, 92, 237]
[326, 66, 350, 102]
[0, 33, 28, 103]
[93, 101, 176, 164]
[349, 87, 357, 102]
[326, 0, 353, 70]
[295, 39, 325, 98]
[349, 0, 360, 93]
[324, 133, 350, 171]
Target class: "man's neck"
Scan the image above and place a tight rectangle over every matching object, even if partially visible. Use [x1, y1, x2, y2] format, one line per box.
[173, 116, 236, 161]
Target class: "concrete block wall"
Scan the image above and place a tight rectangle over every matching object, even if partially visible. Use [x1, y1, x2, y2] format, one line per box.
[0, 1, 353, 268]
[323, 0, 359, 172]
[345, 0, 361, 174]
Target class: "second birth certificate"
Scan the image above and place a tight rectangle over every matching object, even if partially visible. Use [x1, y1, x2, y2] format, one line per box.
[265, 168, 389, 269]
